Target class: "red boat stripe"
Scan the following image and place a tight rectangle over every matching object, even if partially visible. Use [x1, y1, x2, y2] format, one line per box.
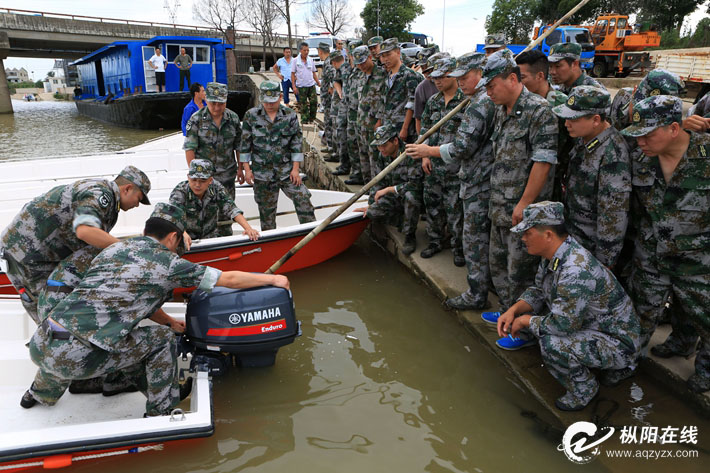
[207, 319, 287, 336]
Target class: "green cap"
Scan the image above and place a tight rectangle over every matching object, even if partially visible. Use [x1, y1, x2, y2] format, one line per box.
[188, 159, 214, 179]
[206, 82, 228, 103]
[483, 33, 506, 49]
[477, 49, 516, 88]
[424, 52, 449, 72]
[380, 38, 400, 54]
[348, 39, 363, 53]
[552, 86, 611, 119]
[371, 123, 399, 146]
[620, 95, 683, 137]
[368, 36, 384, 47]
[449, 52, 486, 78]
[352, 45, 371, 65]
[318, 42, 330, 52]
[118, 165, 151, 205]
[150, 203, 187, 254]
[259, 80, 281, 103]
[430, 57, 458, 79]
[328, 49, 344, 61]
[417, 45, 441, 66]
[633, 69, 685, 103]
[510, 201, 565, 233]
[548, 42, 581, 62]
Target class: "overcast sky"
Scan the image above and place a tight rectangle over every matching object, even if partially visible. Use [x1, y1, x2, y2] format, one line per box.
[3, 0, 708, 79]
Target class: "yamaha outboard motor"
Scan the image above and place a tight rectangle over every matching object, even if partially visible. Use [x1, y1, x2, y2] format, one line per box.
[182, 286, 301, 374]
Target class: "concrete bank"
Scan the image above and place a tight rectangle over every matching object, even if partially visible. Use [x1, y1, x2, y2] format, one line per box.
[300, 118, 710, 441]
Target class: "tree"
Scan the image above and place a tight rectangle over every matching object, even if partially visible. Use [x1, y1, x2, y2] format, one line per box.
[637, 0, 705, 31]
[241, 0, 284, 66]
[306, 0, 353, 37]
[193, 0, 242, 64]
[689, 17, 710, 47]
[485, 0, 537, 44]
[269, 0, 305, 48]
[360, 0, 424, 41]
[534, 0, 640, 25]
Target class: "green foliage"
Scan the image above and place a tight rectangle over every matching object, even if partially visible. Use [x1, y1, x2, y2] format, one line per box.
[485, 0, 537, 44]
[638, 0, 704, 31]
[360, 0, 424, 41]
[655, 18, 710, 50]
[689, 17, 710, 47]
[35, 80, 43, 88]
[535, 0, 640, 24]
[8, 80, 39, 89]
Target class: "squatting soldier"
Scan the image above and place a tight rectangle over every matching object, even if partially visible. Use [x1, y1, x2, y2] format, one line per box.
[552, 86, 631, 268]
[414, 51, 448, 134]
[292, 42, 321, 124]
[354, 124, 422, 254]
[21, 203, 289, 415]
[498, 202, 640, 411]
[0, 165, 151, 323]
[317, 42, 335, 153]
[344, 40, 366, 185]
[406, 52, 496, 311]
[483, 33, 506, 56]
[482, 49, 558, 330]
[415, 57, 465, 265]
[239, 81, 316, 231]
[621, 96, 710, 393]
[328, 51, 349, 175]
[548, 42, 605, 95]
[354, 45, 388, 181]
[169, 159, 259, 240]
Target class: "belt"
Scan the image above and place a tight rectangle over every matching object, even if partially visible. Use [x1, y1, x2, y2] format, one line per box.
[46, 285, 73, 294]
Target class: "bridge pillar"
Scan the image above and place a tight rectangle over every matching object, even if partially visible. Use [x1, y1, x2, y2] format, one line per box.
[0, 32, 12, 114]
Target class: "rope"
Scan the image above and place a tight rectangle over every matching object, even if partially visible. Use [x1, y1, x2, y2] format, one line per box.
[0, 444, 164, 471]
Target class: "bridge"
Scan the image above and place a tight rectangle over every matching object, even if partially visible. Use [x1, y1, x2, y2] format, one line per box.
[0, 8, 300, 113]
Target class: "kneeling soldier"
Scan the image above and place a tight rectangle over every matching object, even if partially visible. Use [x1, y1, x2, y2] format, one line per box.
[498, 202, 640, 411]
[170, 159, 259, 240]
[239, 81, 316, 231]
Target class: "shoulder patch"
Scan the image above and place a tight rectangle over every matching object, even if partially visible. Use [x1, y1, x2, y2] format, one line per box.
[98, 192, 111, 209]
[586, 138, 601, 153]
[186, 121, 192, 131]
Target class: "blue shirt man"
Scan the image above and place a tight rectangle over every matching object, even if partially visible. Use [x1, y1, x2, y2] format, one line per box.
[274, 48, 296, 104]
[181, 82, 207, 136]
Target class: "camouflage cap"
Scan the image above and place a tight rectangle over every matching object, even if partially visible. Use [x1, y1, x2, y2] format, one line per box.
[352, 45, 371, 65]
[620, 95, 683, 137]
[188, 159, 214, 179]
[633, 69, 685, 103]
[348, 39, 363, 53]
[328, 49, 344, 61]
[368, 36, 384, 47]
[318, 42, 330, 52]
[449, 52, 486, 78]
[371, 123, 399, 146]
[430, 57, 458, 79]
[424, 52, 450, 72]
[149, 203, 186, 254]
[259, 80, 282, 103]
[548, 42, 581, 63]
[417, 45, 441, 66]
[206, 82, 228, 103]
[477, 49, 516, 88]
[118, 165, 151, 205]
[380, 37, 400, 54]
[483, 33, 506, 49]
[552, 85, 611, 119]
[511, 201, 565, 233]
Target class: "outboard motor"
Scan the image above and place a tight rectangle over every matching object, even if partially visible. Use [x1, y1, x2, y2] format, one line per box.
[182, 286, 301, 374]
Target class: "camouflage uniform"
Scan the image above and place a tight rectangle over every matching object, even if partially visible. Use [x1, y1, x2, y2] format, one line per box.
[622, 96, 710, 390]
[548, 42, 606, 95]
[552, 86, 631, 268]
[0, 167, 150, 322]
[382, 53, 424, 142]
[239, 103, 315, 231]
[514, 203, 640, 407]
[345, 64, 365, 179]
[545, 87, 570, 201]
[169, 180, 243, 240]
[320, 54, 335, 148]
[27, 204, 222, 416]
[355, 46, 388, 181]
[689, 91, 710, 118]
[333, 61, 351, 172]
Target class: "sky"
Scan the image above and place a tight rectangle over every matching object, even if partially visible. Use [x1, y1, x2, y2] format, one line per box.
[3, 0, 708, 79]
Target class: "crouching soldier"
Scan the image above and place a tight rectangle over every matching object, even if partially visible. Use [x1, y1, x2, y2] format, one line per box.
[497, 202, 640, 411]
[170, 159, 259, 240]
[22, 203, 289, 416]
[239, 81, 316, 231]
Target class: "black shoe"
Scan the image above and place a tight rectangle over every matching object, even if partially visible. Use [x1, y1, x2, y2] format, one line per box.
[103, 384, 140, 397]
[180, 377, 194, 401]
[420, 243, 442, 259]
[687, 374, 710, 393]
[650, 342, 695, 358]
[344, 177, 364, 185]
[20, 390, 37, 409]
[332, 167, 351, 176]
[402, 234, 417, 256]
[69, 377, 104, 394]
[324, 157, 340, 163]
[453, 250, 465, 267]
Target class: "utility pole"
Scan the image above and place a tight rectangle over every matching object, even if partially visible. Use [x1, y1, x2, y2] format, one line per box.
[377, 0, 380, 36]
[442, 0, 445, 50]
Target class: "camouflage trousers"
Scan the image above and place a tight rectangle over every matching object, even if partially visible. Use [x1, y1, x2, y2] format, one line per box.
[357, 118, 377, 181]
[215, 174, 237, 237]
[297, 86, 318, 123]
[366, 189, 421, 237]
[629, 265, 710, 381]
[3, 250, 55, 324]
[489, 225, 539, 309]
[253, 178, 316, 231]
[346, 107, 363, 178]
[332, 100, 349, 171]
[322, 93, 332, 148]
[28, 323, 180, 416]
[539, 330, 636, 404]
[423, 169, 463, 249]
[459, 189, 492, 306]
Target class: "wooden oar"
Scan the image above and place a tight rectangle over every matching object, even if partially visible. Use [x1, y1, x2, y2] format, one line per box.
[216, 198, 368, 226]
[265, 0, 592, 275]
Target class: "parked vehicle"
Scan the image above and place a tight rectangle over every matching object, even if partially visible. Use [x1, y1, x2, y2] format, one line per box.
[399, 41, 423, 58]
[652, 51, 710, 103]
[303, 33, 337, 68]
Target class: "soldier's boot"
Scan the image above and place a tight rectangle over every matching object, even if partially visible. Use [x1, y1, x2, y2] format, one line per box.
[599, 366, 636, 387]
[333, 166, 350, 176]
[20, 390, 38, 409]
[445, 295, 490, 311]
[402, 233, 417, 256]
[688, 338, 710, 393]
[344, 175, 364, 185]
[420, 242, 443, 259]
[555, 382, 599, 412]
[103, 372, 140, 397]
[68, 377, 104, 394]
[324, 155, 340, 163]
[650, 340, 696, 358]
[453, 248, 465, 267]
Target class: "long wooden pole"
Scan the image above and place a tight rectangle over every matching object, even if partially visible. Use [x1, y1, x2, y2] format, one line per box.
[265, 0, 592, 274]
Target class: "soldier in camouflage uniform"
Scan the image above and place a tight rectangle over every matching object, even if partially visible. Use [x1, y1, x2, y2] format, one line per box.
[367, 35, 384, 63]
[317, 42, 335, 152]
[621, 96, 710, 392]
[344, 40, 366, 184]
[354, 45, 388, 181]
[239, 81, 316, 231]
[498, 202, 640, 411]
[552, 86, 631, 268]
[328, 51, 350, 175]
[169, 159, 259, 240]
[21, 203, 289, 415]
[481, 49, 558, 313]
[407, 52, 496, 310]
[416, 57, 465, 263]
[688, 90, 710, 123]
[0, 166, 151, 323]
[548, 43, 605, 95]
[414, 51, 448, 134]
[483, 33, 506, 56]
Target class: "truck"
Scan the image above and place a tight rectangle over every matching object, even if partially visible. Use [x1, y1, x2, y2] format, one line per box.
[651, 50, 710, 103]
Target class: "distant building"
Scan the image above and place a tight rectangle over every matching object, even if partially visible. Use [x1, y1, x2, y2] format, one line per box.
[5, 67, 29, 83]
[43, 60, 68, 93]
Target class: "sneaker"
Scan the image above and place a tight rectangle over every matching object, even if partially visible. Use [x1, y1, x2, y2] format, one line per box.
[445, 295, 489, 311]
[332, 167, 351, 176]
[453, 250, 465, 267]
[495, 335, 536, 351]
[555, 386, 598, 412]
[650, 341, 695, 358]
[402, 234, 417, 256]
[599, 367, 636, 387]
[20, 390, 37, 409]
[420, 243, 442, 259]
[481, 311, 501, 325]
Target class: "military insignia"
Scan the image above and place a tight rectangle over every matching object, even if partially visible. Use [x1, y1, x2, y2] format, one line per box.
[98, 193, 111, 208]
[586, 138, 600, 152]
[551, 258, 560, 271]
[701, 145, 708, 158]
[487, 37, 495, 44]
[567, 96, 575, 106]
[633, 111, 641, 123]
[650, 89, 660, 96]
[186, 121, 192, 131]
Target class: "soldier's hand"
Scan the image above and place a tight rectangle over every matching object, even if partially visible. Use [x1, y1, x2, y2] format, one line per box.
[245, 169, 254, 185]
[399, 127, 408, 141]
[290, 168, 302, 185]
[512, 202, 526, 226]
[271, 274, 290, 290]
[497, 310, 516, 338]
[183, 232, 192, 251]
[237, 168, 245, 184]
[374, 188, 390, 203]
[243, 227, 260, 241]
[293, 86, 299, 96]
[682, 115, 710, 132]
[353, 206, 369, 216]
[422, 157, 432, 175]
[405, 143, 428, 160]
[510, 315, 531, 338]
[169, 319, 186, 333]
